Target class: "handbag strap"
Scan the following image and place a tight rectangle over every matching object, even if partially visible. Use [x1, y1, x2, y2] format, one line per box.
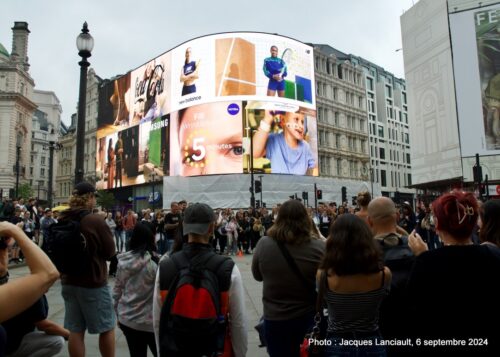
[316, 271, 328, 313]
[276, 240, 316, 294]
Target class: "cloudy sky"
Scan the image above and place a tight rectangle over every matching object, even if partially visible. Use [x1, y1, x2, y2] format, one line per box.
[1, 0, 416, 125]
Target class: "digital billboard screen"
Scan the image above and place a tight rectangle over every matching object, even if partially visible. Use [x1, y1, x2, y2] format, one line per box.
[96, 32, 317, 188]
[450, 4, 500, 155]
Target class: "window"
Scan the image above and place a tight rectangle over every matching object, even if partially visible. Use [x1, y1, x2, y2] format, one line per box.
[381, 170, 387, 187]
[378, 125, 384, 138]
[379, 148, 385, 160]
[385, 85, 392, 98]
[30, 167, 33, 175]
[334, 112, 339, 126]
[367, 77, 374, 90]
[406, 153, 411, 164]
[41, 157, 46, 165]
[333, 87, 338, 100]
[369, 101, 375, 113]
[404, 133, 409, 144]
[337, 159, 342, 176]
[360, 119, 365, 132]
[336, 134, 341, 149]
[407, 174, 412, 186]
[40, 168, 45, 177]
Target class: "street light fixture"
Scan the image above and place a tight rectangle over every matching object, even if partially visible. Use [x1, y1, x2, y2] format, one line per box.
[44, 139, 63, 208]
[245, 127, 256, 209]
[75, 22, 94, 185]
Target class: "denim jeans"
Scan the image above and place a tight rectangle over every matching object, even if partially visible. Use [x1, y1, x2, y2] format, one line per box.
[264, 314, 314, 357]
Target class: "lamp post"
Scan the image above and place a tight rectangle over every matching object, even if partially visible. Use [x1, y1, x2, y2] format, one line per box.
[370, 167, 374, 196]
[44, 140, 63, 208]
[15, 134, 22, 198]
[75, 22, 94, 185]
[245, 127, 256, 209]
[258, 175, 263, 206]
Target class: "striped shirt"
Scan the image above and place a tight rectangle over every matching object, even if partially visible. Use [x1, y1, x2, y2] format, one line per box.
[326, 271, 390, 333]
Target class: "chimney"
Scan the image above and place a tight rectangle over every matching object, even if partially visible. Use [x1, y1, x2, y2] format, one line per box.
[11, 22, 30, 71]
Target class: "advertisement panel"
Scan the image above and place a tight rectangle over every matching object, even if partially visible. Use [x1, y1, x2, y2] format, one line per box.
[450, 4, 500, 155]
[96, 32, 316, 186]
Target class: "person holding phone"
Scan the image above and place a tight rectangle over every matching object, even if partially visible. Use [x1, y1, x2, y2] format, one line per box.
[0, 221, 59, 323]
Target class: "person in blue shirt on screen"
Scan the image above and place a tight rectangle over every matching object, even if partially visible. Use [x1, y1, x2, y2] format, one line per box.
[253, 110, 315, 175]
[263, 46, 287, 97]
[180, 47, 199, 96]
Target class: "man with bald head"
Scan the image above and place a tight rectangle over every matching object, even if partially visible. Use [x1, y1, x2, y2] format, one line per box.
[368, 197, 415, 354]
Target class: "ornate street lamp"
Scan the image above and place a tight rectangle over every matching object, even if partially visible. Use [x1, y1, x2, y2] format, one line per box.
[75, 22, 94, 185]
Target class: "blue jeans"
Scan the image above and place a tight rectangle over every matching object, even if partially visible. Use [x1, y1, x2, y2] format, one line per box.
[264, 314, 314, 357]
[325, 330, 386, 357]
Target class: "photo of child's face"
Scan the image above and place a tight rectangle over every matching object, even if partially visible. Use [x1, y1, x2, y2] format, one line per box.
[178, 103, 243, 176]
[283, 112, 305, 141]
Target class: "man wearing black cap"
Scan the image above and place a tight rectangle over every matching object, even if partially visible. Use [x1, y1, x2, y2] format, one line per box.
[58, 182, 116, 357]
[152, 203, 247, 357]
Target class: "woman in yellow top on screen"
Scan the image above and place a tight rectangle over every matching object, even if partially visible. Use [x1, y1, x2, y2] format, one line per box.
[253, 110, 315, 175]
[180, 47, 200, 96]
[177, 102, 243, 176]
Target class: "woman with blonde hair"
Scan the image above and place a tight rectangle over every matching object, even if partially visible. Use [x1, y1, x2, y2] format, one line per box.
[252, 200, 325, 357]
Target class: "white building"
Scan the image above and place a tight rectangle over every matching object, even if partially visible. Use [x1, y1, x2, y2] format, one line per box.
[401, 0, 500, 197]
[0, 22, 36, 198]
[30, 90, 62, 203]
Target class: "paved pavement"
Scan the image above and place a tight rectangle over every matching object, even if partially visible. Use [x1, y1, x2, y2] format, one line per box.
[8, 254, 267, 357]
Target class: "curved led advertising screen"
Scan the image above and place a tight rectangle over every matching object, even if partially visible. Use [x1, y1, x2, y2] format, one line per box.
[96, 32, 317, 189]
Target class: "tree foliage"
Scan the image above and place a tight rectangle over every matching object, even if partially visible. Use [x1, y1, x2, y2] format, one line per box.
[18, 183, 34, 201]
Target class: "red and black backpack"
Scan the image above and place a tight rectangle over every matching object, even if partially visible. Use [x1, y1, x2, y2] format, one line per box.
[159, 249, 234, 357]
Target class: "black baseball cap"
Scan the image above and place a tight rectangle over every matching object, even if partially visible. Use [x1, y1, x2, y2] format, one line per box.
[183, 203, 215, 235]
[73, 182, 98, 196]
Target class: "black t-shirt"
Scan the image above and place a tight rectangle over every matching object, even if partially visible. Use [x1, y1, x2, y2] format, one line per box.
[3, 296, 48, 354]
[164, 213, 181, 237]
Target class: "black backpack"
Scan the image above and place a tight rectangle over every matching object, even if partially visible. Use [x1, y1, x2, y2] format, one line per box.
[159, 250, 234, 357]
[378, 234, 415, 339]
[45, 211, 90, 275]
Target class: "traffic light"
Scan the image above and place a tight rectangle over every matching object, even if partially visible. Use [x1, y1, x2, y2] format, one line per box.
[316, 189, 323, 199]
[255, 180, 262, 193]
[341, 186, 347, 203]
[256, 200, 261, 209]
[473, 165, 483, 183]
[302, 191, 308, 200]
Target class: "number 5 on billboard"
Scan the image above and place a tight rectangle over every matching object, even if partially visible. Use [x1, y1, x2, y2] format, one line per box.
[192, 137, 206, 161]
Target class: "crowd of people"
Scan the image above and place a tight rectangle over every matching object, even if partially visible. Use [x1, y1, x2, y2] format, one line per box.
[0, 185, 499, 356]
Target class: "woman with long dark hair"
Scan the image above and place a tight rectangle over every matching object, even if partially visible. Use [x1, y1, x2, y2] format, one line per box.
[113, 223, 159, 357]
[320, 214, 391, 356]
[252, 199, 325, 357]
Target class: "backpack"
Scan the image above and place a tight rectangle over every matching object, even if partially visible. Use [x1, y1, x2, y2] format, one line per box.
[377, 234, 415, 339]
[378, 234, 415, 288]
[159, 250, 234, 357]
[45, 210, 90, 275]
